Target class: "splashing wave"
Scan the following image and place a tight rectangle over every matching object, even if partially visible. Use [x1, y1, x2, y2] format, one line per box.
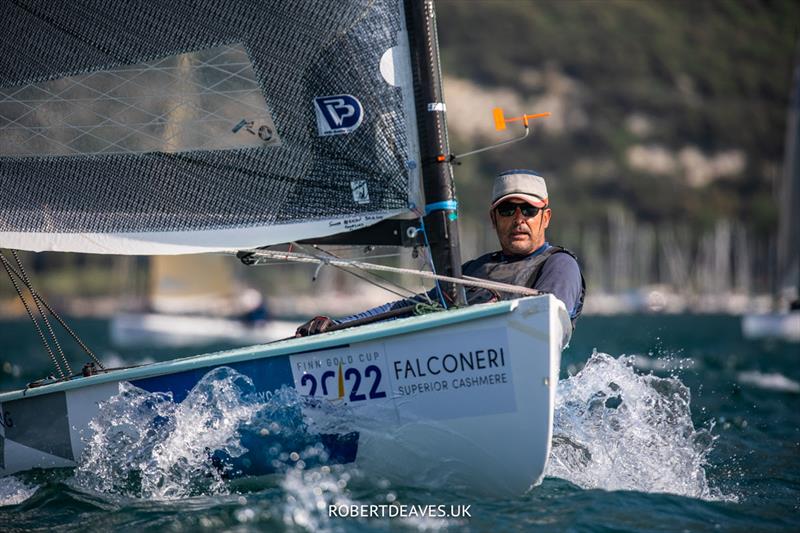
[72, 366, 349, 500]
[73, 367, 262, 498]
[546, 351, 731, 501]
[0, 476, 37, 507]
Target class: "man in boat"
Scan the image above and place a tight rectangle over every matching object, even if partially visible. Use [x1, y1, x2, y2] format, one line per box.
[296, 169, 585, 336]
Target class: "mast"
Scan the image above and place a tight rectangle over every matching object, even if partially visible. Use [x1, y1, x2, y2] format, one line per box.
[777, 38, 800, 310]
[405, 0, 467, 306]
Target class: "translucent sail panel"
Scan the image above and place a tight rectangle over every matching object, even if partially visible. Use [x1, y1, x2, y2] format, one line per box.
[0, 44, 279, 156]
[0, 0, 420, 254]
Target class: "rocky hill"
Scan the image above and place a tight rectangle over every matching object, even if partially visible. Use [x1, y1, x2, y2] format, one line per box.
[436, 0, 799, 294]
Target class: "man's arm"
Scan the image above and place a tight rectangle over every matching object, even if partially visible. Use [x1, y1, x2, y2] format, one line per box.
[338, 258, 481, 325]
[533, 253, 582, 319]
[336, 298, 414, 323]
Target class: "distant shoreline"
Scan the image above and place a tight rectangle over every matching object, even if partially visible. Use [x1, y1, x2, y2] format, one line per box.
[0, 291, 792, 319]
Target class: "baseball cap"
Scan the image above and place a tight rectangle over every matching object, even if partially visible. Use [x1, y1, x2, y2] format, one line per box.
[490, 169, 548, 208]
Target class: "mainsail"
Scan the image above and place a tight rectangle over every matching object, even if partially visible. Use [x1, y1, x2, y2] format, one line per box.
[0, 0, 421, 254]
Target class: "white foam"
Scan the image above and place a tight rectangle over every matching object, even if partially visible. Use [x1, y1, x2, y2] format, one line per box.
[0, 476, 37, 507]
[281, 464, 354, 532]
[546, 351, 731, 501]
[73, 366, 262, 499]
[69, 365, 363, 510]
[632, 354, 697, 372]
[737, 371, 800, 393]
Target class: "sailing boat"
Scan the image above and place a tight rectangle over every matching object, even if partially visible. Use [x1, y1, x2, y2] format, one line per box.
[0, 0, 571, 495]
[111, 254, 296, 348]
[742, 40, 800, 342]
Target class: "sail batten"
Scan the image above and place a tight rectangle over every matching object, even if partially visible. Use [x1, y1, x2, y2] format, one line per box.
[0, 0, 420, 255]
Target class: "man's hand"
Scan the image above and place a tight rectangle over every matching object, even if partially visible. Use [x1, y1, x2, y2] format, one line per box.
[295, 316, 334, 337]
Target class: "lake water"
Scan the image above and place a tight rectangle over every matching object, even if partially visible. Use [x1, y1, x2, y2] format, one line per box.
[1, 314, 798, 531]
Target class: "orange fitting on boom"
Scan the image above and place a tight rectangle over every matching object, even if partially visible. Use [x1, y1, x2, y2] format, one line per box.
[493, 108, 551, 130]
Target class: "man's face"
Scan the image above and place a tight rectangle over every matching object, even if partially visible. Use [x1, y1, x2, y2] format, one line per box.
[491, 200, 551, 256]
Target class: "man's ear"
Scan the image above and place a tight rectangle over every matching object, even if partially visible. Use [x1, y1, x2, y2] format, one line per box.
[542, 208, 552, 229]
[490, 209, 497, 228]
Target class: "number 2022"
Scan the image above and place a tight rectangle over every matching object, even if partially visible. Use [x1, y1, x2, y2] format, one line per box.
[300, 365, 387, 402]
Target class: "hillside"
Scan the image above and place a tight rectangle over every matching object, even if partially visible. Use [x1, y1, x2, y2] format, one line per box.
[436, 0, 799, 294]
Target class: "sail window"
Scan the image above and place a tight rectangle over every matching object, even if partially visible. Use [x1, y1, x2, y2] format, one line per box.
[0, 44, 278, 156]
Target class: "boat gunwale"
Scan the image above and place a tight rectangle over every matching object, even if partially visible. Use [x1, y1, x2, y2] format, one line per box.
[0, 296, 541, 402]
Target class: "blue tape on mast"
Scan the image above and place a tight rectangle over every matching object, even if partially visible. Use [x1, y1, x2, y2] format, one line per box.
[425, 200, 458, 214]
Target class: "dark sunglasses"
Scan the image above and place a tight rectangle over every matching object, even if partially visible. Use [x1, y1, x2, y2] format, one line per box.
[495, 201, 545, 218]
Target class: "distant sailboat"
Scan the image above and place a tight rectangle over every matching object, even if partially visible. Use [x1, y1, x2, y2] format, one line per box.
[742, 40, 800, 342]
[111, 255, 296, 348]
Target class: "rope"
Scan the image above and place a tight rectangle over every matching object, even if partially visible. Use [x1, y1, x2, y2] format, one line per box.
[296, 243, 420, 302]
[1, 251, 104, 370]
[0, 253, 64, 379]
[418, 217, 448, 309]
[235, 248, 542, 297]
[272, 242, 438, 307]
[413, 301, 444, 315]
[12, 251, 73, 376]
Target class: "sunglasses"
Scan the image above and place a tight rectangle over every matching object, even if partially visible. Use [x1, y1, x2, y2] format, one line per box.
[495, 201, 545, 218]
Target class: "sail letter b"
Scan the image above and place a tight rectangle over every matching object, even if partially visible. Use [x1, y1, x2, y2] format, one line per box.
[314, 95, 364, 136]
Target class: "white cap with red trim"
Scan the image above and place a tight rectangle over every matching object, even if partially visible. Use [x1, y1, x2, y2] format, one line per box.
[490, 169, 548, 208]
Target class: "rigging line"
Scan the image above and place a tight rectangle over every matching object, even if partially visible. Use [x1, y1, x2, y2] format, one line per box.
[418, 216, 448, 309]
[405, 249, 435, 306]
[11, 251, 72, 376]
[236, 249, 542, 297]
[0, 252, 64, 379]
[295, 243, 411, 293]
[325, 260, 432, 306]
[332, 261, 436, 307]
[407, 207, 435, 305]
[308, 246, 425, 301]
[0, 254, 103, 369]
[310, 244, 435, 305]
[411, 238, 437, 304]
[291, 243, 424, 303]
[301, 250, 408, 263]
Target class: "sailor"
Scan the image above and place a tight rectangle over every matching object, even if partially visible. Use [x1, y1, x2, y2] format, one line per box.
[296, 169, 585, 337]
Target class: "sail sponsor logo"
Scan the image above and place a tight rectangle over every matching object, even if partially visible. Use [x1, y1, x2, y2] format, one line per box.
[314, 95, 364, 136]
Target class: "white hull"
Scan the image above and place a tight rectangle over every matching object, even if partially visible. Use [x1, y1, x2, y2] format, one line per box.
[1, 295, 570, 495]
[742, 312, 800, 342]
[110, 312, 298, 348]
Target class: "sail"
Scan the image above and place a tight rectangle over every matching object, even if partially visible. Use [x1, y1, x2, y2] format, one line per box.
[0, 0, 421, 254]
